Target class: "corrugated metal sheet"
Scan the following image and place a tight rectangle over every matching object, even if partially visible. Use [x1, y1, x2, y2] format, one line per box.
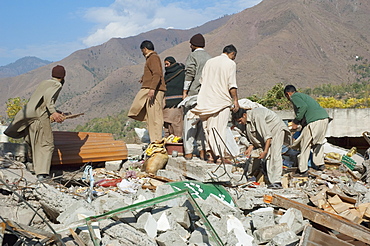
[51, 131, 128, 165]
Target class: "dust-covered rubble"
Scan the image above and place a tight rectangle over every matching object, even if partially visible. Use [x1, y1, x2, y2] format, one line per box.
[1, 143, 370, 245]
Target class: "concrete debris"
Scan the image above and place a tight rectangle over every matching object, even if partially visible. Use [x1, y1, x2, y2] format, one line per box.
[251, 207, 275, 230]
[1, 142, 370, 245]
[253, 223, 290, 244]
[280, 209, 308, 235]
[266, 231, 300, 246]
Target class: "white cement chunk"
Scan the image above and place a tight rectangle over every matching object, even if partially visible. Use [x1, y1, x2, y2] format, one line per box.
[278, 208, 304, 233]
[157, 212, 171, 232]
[251, 207, 275, 230]
[137, 212, 158, 238]
[227, 215, 254, 246]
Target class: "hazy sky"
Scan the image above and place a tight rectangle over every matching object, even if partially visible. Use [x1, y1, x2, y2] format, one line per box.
[0, 0, 262, 66]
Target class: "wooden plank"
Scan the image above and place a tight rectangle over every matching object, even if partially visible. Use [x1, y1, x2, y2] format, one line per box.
[326, 191, 357, 204]
[69, 228, 86, 246]
[5, 220, 55, 242]
[300, 225, 353, 246]
[0, 222, 5, 246]
[267, 194, 370, 244]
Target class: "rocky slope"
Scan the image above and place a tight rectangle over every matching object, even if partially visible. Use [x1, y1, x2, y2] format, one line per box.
[1, 0, 370, 130]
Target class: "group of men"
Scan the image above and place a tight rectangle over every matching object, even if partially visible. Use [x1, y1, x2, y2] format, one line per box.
[126, 33, 330, 188]
[231, 85, 329, 188]
[4, 33, 330, 186]
[128, 34, 240, 165]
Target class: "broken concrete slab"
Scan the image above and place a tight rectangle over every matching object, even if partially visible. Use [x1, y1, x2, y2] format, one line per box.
[251, 207, 275, 230]
[99, 219, 157, 246]
[253, 223, 290, 244]
[156, 169, 184, 181]
[136, 212, 157, 238]
[33, 183, 86, 214]
[57, 200, 96, 225]
[195, 194, 238, 219]
[188, 228, 209, 245]
[14, 204, 47, 226]
[166, 206, 191, 229]
[156, 212, 171, 232]
[226, 187, 257, 210]
[154, 184, 187, 207]
[226, 215, 254, 245]
[104, 160, 122, 171]
[278, 208, 306, 234]
[201, 214, 226, 241]
[156, 230, 187, 246]
[165, 156, 236, 182]
[266, 230, 300, 246]
[133, 187, 156, 202]
[93, 195, 133, 215]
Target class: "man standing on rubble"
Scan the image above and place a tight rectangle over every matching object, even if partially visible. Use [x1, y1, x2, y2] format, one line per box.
[4, 65, 66, 181]
[284, 85, 329, 176]
[192, 44, 239, 164]
[182, 33, 211, 160]
[232, 108, 291, 188]
[128, 40, 166, 143]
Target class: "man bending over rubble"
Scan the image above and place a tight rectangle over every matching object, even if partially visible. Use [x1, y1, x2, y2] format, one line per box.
[4, 65, 66, 181]
[284, 84, 330, 176]
[232, 107, 291, 189]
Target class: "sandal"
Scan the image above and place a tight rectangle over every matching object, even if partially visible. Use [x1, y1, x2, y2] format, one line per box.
[214, 158, 233, 164]
[199, 150, 206, 161]
[267, 183, 283, 189]
[184, 153, 193, 160]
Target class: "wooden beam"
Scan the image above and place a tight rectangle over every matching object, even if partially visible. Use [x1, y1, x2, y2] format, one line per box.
[69, 228, 86, 246]
[5, 220, 55, 242]
[266, 194, 370, 244]
[300, 225, 353, 246]
[0, 222, 5, 246]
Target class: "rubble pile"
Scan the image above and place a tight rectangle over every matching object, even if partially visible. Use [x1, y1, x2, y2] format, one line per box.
[1, 143, 370, 246]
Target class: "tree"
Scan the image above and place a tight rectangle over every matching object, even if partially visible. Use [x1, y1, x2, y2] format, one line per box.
[6, 97, 28, 121]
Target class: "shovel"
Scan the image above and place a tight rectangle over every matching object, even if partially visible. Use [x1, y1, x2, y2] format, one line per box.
[239, 156, 252, 181]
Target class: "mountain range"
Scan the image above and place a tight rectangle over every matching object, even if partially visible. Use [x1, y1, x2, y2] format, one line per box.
[0, 0, 369, 131]
[0, 56, 51, 78]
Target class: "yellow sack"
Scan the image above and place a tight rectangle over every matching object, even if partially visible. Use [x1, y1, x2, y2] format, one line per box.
[142, 153, 169, 174]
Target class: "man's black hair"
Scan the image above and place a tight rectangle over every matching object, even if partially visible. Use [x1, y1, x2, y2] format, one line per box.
[140, 40, 154, 51]
[284, 85, 297, 94]
[223, 44, 237, 55]
[231, 108, 247, 124]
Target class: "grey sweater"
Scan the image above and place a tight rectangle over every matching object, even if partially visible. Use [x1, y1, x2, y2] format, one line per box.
[185, 49, 211, 96]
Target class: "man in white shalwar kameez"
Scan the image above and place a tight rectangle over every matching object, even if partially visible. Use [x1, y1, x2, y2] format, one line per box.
[191, 45, 239, 163]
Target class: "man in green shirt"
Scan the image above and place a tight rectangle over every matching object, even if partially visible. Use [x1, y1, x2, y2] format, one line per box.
[284, 85, 329, 175]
